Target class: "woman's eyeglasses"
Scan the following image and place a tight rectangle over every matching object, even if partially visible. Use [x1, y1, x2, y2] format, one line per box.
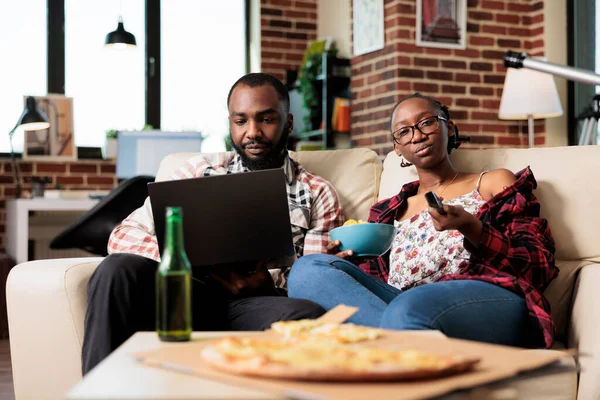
[391, 116, 448, 146]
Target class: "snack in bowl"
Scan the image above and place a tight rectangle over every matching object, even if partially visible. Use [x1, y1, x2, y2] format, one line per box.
[330, 221, 396, 257]
[342, 219, 369, 226]
[200, 336, 480, 382]
[270, 319, 382, 343]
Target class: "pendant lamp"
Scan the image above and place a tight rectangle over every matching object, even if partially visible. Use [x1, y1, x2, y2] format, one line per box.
[105, 12, 136, 49]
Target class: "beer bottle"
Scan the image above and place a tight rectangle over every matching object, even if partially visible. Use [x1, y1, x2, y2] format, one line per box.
[156, 207, 192, 341]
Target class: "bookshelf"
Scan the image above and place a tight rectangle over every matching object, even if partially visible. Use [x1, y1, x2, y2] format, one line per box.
[288, 54, 351, 150]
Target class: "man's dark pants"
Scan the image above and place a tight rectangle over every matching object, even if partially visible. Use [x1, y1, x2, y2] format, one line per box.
[81, 253, 325, 375]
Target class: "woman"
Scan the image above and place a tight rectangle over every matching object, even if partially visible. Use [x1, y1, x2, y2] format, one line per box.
[288, 93, 558, 348]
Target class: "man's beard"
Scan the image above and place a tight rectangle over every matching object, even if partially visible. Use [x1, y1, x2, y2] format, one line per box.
[229, 128, 289, 171]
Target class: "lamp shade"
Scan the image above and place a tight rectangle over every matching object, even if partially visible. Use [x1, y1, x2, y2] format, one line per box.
[105, 19, 137, 49]
[498, 63, 563, 120]
[8, 96, 50, 199]
[17, 96, 50, 131]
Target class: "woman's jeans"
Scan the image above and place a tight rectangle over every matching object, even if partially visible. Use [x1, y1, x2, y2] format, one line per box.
[288, 254, 533, 347]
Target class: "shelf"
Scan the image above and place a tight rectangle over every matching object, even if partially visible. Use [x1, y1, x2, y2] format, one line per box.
[287, 54, 351, 150]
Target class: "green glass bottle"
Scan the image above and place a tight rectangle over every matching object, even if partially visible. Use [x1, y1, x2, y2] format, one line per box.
[156, 207, 192, 342]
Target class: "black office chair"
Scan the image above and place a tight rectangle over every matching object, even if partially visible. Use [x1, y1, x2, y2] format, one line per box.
[50, 175, 155, 256]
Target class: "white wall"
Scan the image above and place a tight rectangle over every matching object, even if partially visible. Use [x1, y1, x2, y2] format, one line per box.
[317, 0, 352, 58]
[544, 0, 569, 147]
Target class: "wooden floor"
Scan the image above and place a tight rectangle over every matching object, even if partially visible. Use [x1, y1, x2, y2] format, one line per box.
[0, 341, 14, 400]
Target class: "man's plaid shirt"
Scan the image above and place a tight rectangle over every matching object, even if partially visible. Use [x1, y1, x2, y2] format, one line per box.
[359, 167, 559, 349]
[108, 151, 344, 288]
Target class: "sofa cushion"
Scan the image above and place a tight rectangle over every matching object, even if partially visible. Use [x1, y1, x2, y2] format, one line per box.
[291, 149, 382, 221]
[545, 260, 592, 341]
[156, 149, 383, 221]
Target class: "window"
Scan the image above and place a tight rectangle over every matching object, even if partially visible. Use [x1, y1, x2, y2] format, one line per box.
[3, 1, 248, 153]
[160, 0, 247, 151]
[0, 0, 47, 153]
[568, 0, 598, 144]
[65, 0, 146, 148]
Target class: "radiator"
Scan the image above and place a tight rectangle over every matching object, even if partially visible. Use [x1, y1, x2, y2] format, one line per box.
[28, 210, 97, 260]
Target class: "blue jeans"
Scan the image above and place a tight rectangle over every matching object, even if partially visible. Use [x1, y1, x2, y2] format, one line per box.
[288, 254, 533, 347]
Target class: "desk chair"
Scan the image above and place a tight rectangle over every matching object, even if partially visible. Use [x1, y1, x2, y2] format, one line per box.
[50, 175, 155, 256]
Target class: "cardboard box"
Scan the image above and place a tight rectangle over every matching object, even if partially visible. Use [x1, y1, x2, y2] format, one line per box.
[133, 329, 569, 400]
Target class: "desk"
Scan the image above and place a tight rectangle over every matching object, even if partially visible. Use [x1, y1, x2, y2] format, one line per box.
[6, 198, 99, 265]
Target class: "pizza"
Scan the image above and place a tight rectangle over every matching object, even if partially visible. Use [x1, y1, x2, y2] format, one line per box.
[270, 319, 382, 343]
[200, 337, 480, 382]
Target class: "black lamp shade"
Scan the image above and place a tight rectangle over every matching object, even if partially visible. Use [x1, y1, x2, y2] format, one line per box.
[105, 21, 137, 48]
[18, 96, 50, 131]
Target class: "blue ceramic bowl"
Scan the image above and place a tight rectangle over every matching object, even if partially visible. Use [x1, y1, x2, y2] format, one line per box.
[329, 223, 397, 257]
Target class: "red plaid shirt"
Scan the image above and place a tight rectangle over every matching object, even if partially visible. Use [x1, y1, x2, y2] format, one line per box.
[359, 167, 558, 348]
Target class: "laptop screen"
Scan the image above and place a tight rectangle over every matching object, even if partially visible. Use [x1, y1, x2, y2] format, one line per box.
[148, 168, 295, 267]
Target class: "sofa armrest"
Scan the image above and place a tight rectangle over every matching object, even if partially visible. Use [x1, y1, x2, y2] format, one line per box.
[7, 257, 102, 400]
[568, 262, 600, 400]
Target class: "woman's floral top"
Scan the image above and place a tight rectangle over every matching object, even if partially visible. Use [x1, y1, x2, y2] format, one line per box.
[388, 173, 487, 290]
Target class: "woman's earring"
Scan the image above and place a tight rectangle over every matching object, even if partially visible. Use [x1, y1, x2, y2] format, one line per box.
[400, 157, 412, 168]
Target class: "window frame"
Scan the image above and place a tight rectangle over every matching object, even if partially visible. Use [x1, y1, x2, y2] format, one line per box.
[39, 0, 250, 154]
[567, 0, 574, 145]
[48, 0, 65, 94]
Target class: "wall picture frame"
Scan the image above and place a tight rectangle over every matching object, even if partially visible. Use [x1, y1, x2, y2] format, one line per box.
[353, 0, 385, 56]
[23, 94, 76, 161]
[416, 0, 467, 50]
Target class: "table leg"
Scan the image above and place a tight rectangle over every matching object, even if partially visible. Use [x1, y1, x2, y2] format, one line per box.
[6, 202, 29, 265]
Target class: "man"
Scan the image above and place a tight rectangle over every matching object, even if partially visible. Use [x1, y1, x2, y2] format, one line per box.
[81, 73, 345, 374]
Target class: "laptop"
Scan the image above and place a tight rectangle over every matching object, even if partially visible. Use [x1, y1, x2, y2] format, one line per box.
[147, 168, 295, 267]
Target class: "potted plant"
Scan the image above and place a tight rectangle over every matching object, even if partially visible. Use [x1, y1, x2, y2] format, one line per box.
[298, 49, 338, 131]
[104, 129, 118, 160]
[31, 176, 52, 198]
[298, 53, 323, 130]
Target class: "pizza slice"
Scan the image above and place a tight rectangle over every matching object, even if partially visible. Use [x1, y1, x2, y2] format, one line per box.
[270, 319, 382, 343]
[201, 337, 480, 382]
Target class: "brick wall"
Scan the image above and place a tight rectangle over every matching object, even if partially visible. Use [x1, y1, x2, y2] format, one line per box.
[351, 0, 546, 155]
[0, 159, 117, 254]
[260, 0, 318, 81]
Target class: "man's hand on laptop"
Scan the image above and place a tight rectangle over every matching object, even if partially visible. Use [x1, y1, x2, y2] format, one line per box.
[207, 261, 278, 297]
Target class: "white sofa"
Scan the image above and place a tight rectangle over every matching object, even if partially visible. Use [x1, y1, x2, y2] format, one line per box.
[7, 146, 600, 400]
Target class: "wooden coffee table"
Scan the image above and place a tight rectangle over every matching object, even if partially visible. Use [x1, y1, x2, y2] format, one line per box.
[66, 331, 577, 400]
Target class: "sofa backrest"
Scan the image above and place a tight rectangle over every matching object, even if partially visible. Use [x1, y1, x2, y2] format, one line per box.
[155, 148, 383, 222]
[379, 146, 600, 262]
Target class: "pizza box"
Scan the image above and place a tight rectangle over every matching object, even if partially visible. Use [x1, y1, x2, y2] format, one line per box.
[132, 306, 572, 400]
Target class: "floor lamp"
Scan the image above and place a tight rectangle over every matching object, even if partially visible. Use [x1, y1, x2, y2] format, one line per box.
[8, 97, 50, 198]
[498, 59, 563, 148]
[504, 50, 600, 86]
[501, 50, 600, 147]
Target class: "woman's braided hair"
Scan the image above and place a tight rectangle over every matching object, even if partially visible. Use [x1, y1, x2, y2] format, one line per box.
[391, 93, 470, 154]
